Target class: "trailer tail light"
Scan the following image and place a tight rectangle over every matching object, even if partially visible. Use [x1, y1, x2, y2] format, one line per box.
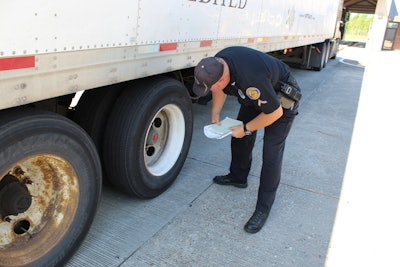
[283, 48, 293, 54]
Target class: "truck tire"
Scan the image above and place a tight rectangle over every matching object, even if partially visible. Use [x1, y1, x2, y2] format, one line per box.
[323, 41, 331, 68]
[331, 39, 340, 59]
[103, 77, 193, 198]
[72, 85, 125, 184]
[0, 107, 102, 267]
[73, 85, 124, 154]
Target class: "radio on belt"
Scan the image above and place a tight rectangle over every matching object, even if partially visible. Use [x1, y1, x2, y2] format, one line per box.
[280, 82, 302, 102]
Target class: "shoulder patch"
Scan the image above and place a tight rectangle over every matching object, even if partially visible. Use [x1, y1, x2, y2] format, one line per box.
[246, 87, 261, 100]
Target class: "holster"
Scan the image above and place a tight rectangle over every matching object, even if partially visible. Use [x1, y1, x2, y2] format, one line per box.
[277, 92, 296, 110]
[277, 81, 302, 110]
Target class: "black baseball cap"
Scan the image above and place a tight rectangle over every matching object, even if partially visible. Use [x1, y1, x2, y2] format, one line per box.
[192, 57, 223, 97]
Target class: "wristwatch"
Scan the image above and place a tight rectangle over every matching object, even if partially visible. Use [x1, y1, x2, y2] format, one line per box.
[243, 124, 252, 136]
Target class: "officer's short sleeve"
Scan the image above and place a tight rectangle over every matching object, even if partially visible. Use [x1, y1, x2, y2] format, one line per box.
[247, 80, 280, 114]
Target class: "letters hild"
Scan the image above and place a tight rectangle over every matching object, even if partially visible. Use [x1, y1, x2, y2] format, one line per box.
[188, 0, 247, 9]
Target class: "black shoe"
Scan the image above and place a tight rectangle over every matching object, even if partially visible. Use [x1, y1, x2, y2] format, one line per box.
[213, 175, 247, 188]
[244, 210, 270, 233]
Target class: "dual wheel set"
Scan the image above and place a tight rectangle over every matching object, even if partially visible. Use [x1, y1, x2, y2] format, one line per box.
[0, 77, 193, 266]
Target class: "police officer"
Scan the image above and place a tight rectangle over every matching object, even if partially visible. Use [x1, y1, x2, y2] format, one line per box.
[192, 46, 300, 233]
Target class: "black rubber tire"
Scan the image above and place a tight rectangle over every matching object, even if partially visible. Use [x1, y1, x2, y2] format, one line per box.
[318, 42, 327, 71]
[0, 107, 102, 267]
[103, 77, 193, 198]
[331, 39, 340, 59]
[72, 85, 125, 185]
[73, 84, 124, 154]
[323, 41, 331, 68]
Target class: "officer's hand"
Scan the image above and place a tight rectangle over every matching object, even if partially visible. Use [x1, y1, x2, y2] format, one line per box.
[211, 114, 220, 125]
[230, 125, 246, 138]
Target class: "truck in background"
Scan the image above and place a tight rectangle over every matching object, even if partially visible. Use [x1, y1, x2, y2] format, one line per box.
[0, 0, 343, 265]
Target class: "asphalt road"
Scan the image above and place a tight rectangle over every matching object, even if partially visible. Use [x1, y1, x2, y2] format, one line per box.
[65, 44, 389, 267]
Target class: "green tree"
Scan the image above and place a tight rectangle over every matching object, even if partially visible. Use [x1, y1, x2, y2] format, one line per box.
[344, 13, 374, 40]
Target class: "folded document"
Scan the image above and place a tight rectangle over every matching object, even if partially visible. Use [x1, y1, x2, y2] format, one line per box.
[203, 117, 243, 139]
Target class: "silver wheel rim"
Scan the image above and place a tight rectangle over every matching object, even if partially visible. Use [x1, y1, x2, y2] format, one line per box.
[144, 104, 185, 176]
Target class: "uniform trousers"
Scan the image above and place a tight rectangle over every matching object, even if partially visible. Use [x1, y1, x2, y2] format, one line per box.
[229, 103, 298, 212]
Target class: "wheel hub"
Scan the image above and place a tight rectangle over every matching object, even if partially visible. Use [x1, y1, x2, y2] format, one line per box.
[0, 175, 32, 217]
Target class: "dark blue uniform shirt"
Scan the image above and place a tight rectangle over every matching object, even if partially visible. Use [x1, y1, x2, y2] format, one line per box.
[216, 46, 291, 114]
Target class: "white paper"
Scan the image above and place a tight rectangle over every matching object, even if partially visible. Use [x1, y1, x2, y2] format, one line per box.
[203, 117, 243, 139]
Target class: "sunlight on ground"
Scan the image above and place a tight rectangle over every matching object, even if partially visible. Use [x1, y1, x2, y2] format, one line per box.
[326, 47, 400, 266]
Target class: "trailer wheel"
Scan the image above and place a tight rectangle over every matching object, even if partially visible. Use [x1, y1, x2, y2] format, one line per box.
[331, 39, 340, 59]
[0, 108, 101, 267]
[73, 85, 124, 154]
[103, 77, 193, 198]
[323, 41, 331, 68]
[72, 85, 125, 184]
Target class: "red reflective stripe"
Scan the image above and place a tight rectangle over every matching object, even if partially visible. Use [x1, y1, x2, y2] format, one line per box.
[0, 56, 35, 71]
[159, 43, 177, 51]
[200, 40, 212, 47]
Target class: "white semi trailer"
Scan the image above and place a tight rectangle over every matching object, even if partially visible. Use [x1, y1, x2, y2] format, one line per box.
[0, 0, 343, 265]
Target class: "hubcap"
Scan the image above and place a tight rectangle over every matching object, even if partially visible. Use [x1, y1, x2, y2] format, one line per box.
[0, 175, 32, 217]
[144, 104, 185, 176]
[0, 155, 79, 266]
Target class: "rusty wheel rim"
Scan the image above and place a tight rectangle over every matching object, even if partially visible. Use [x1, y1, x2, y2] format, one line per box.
[0, 154, 79, 266]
